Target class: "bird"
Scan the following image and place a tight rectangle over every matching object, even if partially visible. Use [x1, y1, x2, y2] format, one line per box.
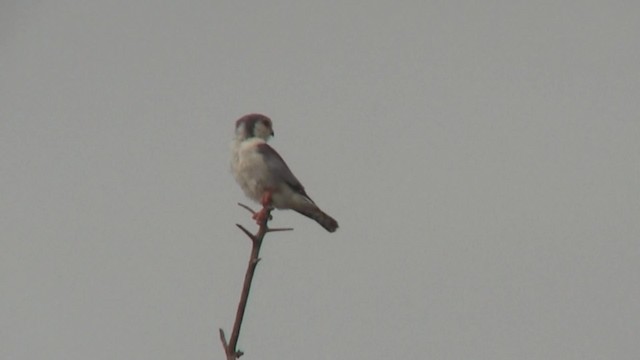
[231, 113, 339, 232]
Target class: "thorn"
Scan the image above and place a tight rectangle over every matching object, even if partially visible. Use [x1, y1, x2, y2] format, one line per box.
[235, 224, 256, 241]
[237, 203, 256, 215]
[219, 328, 228, 348]
[267, 227, 294, 233]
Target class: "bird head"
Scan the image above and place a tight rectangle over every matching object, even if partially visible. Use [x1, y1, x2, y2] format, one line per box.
[235, 113, 274, 141]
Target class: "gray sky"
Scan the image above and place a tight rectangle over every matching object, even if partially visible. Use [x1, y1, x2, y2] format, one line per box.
[2, 1, 639, 359]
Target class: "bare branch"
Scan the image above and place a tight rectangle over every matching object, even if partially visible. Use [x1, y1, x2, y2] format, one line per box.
[220, 204, 293, 359]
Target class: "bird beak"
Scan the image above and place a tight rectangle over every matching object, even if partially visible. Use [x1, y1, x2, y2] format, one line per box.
[271, 130, 275, 137]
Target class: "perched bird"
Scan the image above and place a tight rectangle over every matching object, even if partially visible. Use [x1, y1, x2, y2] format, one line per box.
[231, 113, 339, 232]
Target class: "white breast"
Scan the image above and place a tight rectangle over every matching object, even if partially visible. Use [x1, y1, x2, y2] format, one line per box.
[231, 138, 270, 202]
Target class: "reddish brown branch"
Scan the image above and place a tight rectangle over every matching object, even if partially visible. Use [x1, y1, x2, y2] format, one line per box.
[219, 203, 292, 359]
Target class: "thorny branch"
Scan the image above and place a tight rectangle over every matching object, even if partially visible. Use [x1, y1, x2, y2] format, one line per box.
[219, 203, 293, 359]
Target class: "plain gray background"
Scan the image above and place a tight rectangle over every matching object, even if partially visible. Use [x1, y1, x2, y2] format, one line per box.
[2, 1, 639, 359]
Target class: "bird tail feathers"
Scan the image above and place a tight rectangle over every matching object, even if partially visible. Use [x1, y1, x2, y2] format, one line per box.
[295, 205, 339, 233]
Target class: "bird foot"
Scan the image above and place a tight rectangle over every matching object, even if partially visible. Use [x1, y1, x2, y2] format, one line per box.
[252, 190, 273, 224]
[252, 207, 271, 223]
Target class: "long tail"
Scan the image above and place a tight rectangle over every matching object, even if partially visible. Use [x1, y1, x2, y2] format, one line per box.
[295, 205, 339, 233]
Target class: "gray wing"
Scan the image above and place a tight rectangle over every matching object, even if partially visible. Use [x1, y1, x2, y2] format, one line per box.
[256, 143, 313, 201]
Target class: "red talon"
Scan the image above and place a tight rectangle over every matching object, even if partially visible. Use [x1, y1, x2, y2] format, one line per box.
[252, 207, 268, 223]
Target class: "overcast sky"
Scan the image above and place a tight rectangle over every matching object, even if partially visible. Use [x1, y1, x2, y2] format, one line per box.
[2, 1, 639, 359]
